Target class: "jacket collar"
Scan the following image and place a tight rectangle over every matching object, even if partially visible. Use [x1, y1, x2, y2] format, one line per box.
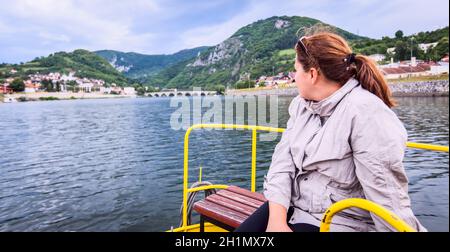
[300, 78, 359, 117]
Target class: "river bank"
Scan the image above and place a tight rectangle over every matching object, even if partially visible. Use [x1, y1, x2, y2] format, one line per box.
[226, 80, 449, 97]
[1, 92, 137, 103]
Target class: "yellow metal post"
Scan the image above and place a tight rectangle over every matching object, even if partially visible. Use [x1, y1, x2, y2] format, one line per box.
[251, 128, 257, 192]
[182, 127, 194, 229]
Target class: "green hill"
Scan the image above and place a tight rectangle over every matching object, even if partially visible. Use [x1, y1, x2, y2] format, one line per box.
[95, 47, 209, 80]
[145, 16, 366, 90]
[0, 49, 129, 85]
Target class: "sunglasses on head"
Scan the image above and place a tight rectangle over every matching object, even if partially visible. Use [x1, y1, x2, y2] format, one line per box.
[296, 36, 311, 58]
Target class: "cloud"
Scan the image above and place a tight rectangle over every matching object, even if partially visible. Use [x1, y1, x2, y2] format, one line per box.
[0, 0, 448, 63]
[0, 0, 165, 60]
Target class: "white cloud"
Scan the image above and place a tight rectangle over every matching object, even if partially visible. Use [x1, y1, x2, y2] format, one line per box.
[38, 31, 71, 46]
[0, 0, 448, 63]
[0, 0, 163, 53]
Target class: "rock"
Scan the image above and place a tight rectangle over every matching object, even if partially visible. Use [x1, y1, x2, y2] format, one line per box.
[275, 19, 291, 29]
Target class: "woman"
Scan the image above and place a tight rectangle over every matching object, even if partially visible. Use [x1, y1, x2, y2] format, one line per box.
[235, 32, 426, 232]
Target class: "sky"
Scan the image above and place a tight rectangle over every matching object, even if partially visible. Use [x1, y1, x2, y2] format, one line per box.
[0, 0, 448, 63]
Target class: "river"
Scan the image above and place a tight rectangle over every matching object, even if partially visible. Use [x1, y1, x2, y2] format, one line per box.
[0, 96, 448, 231]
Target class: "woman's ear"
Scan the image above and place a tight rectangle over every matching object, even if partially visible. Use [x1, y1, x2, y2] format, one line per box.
[310, 67, 319, 85]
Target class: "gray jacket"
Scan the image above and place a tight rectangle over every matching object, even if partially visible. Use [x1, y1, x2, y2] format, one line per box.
[263, 78, 427, 232]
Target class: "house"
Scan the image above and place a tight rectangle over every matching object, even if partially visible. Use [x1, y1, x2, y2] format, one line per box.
[264, 76, 275, 87]
[78, 82, 94, 92]
[24, 84, 37, 93]
[379, 63, 432, 79]
[111, 86, 123, 94]
[369, 54, 386, 62]
[387, 47, 396, 54]
[429, 62, 449, 75]
[123, 87, 136, 95]
[100, 87, 112, 94]
[418, 42, 438, 53]
[24, 80, 38, 93]
[1, 83, 12, 94]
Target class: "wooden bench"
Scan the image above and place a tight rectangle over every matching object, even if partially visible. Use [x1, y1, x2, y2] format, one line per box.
[193, 186, 267, 232]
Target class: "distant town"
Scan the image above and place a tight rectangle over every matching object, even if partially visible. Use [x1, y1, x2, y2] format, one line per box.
[1, 71, 137, 96]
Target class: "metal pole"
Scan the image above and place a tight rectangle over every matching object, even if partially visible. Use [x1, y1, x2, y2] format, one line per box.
[410, 37, 413, 60]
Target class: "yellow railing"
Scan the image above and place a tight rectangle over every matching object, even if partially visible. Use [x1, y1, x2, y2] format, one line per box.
[180, 123, 449, 231]
[320, 198, 416, 232]
[182, 124, 284, 230]
[406, 142, 449, 152]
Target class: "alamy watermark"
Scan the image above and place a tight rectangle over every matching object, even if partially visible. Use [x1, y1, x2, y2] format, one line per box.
[169, 88, 280, 141]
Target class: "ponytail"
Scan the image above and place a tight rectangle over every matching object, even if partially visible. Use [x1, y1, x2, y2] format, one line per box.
[354, 55, 396, 108]
[295, 32, 396, 108]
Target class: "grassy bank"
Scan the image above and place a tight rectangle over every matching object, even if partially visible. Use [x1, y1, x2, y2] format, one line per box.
[389, 74, 449, 84]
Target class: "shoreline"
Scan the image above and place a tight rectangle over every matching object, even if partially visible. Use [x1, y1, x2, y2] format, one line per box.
[2, 80, 448, 103]
[225, 80, 449, 97]
[1, 92, 137, 103]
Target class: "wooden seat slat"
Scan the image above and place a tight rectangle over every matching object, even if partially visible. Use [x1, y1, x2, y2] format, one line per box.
[216, 190, 265, 208]
[193, 200, 247, 228]
[226, 186, 267, 202]
[205, 194, 258, 216]
[192, 186, 268, 231]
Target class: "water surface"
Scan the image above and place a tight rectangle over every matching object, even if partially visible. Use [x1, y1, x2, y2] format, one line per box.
[0, 96, 448, 231]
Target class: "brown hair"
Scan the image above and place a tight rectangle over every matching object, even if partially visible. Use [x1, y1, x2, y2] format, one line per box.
[295, 32, 395, 108]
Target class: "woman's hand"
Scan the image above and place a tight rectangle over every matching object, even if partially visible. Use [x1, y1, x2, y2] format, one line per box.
[266, 201, 293, 232]
[266, 222, 293, 232]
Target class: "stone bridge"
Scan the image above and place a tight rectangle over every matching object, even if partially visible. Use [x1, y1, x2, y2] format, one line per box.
[146, 90, 217, 97]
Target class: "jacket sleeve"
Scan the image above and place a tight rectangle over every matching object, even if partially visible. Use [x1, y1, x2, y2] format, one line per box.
[350, 103, 427, 232]
[263, 97, 299, 210]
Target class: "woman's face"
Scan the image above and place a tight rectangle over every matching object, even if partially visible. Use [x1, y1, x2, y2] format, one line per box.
[294, 58, 314, 99]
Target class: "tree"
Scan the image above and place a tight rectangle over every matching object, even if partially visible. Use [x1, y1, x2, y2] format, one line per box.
[10, 78, 25, 92]
[136, 87, 146, 96]
[235, 80, 255, 89]
[394, 41, 408, 61]
[427, 37, 449, 61]
[214, 84, 225, 94]
[41, 79, 55, 92]
[435, 37, 449, 59]
[395, 30, 404, 39]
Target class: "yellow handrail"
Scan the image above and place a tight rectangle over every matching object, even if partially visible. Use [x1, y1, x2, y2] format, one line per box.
[406, 142, 449, 152]
[180, 123, 449, 231]
[320, 198, 416, 232]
